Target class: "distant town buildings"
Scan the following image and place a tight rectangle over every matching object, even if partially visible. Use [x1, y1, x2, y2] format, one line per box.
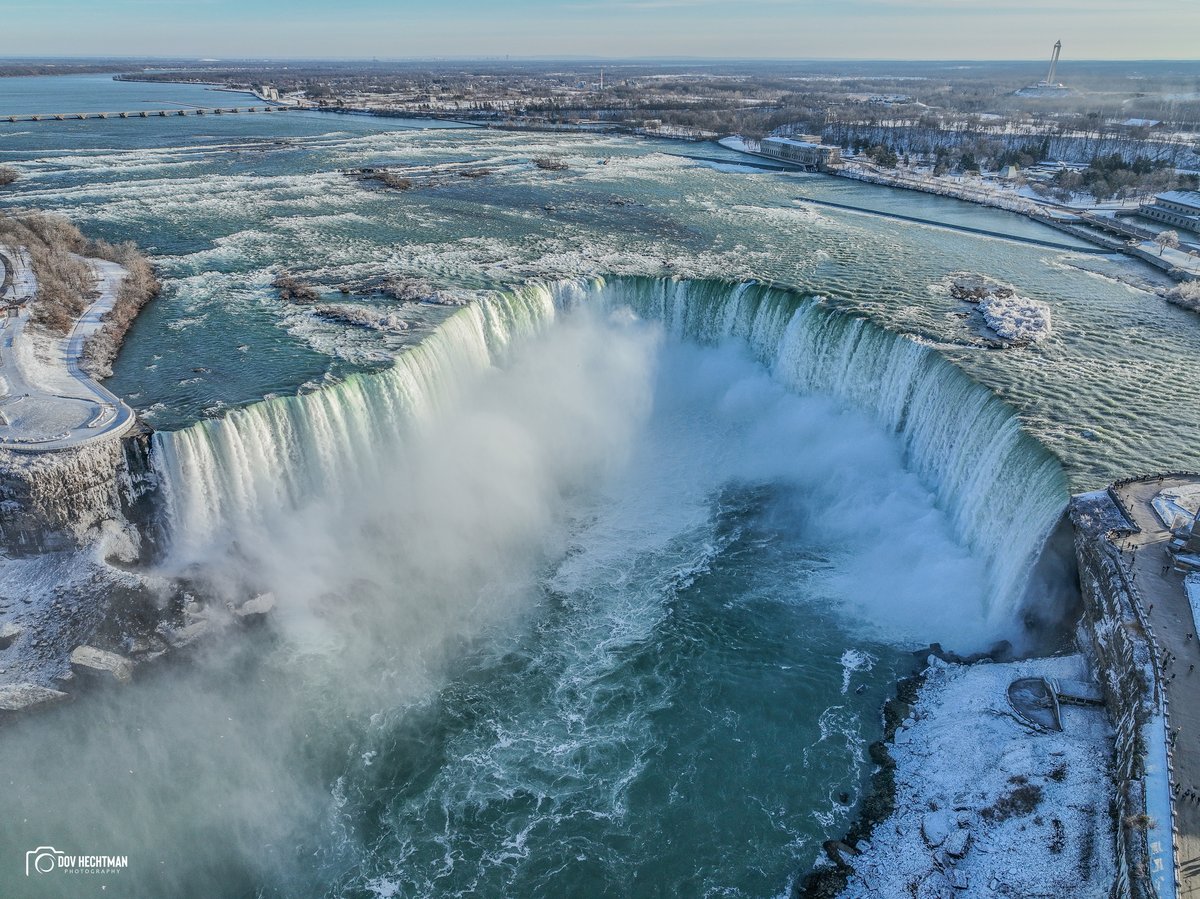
[259, 85, 280, 101]
[758, 137, 840, 172]
[1140, 191, 1200, 234]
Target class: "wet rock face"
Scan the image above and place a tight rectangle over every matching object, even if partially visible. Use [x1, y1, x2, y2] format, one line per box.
[0, 682, 69, 715]
[0, 426, 161, 558]
[0, 622, 20, 650]
[116, 427, 164, 563]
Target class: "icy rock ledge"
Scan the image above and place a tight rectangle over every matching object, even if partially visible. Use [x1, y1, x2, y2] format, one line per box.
[946, 272, 1052, 344]
[977, 293, 1053, 343]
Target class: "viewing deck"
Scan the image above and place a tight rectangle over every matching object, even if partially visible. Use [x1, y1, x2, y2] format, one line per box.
[1109, 475, 1200, 898]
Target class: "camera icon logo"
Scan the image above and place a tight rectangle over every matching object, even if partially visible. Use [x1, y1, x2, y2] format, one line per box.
[25, 846, 63, 876]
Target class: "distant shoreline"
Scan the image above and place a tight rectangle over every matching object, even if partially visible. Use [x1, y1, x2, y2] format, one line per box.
[112, 74, 264, 102]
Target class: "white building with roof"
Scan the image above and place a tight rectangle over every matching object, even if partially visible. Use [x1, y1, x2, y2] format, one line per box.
[1140, 191, 1200, 233]
[757, 137, 840, 172]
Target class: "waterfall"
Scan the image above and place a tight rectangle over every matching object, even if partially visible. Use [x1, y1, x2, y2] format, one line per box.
[153, 285, 559, 563]
[153, 276, 1067, 622]
[579, 277, 1068, 620]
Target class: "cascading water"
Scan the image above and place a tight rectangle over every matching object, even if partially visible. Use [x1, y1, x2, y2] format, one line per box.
[153, 285, 559, 564]
[582, 276, 1069, 623]
[154, 276, 1067, 627]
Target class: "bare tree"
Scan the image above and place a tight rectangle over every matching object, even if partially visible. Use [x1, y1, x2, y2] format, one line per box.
[1154, 229, 1180, 256]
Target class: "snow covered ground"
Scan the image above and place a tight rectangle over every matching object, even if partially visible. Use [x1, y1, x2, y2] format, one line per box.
[840, 655, 1115, 898]
[1187, 574, 1200, 638]
[0, 252, 135, 450]
[1152, 484, 1200, 530]
[717, 135, 752, 154]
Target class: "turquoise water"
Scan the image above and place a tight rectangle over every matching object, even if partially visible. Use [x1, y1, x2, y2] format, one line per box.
[0, 74, 1193, 898]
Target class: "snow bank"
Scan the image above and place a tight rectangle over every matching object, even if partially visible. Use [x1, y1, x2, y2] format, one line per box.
[839, 655, 1115, 898]
[1187, 574, 1200, 635]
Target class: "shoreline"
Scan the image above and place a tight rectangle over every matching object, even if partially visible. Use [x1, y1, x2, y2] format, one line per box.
[804, 653, 1117, 898]
[721, 138, 1200, 284]
[795, 665, 926, 898]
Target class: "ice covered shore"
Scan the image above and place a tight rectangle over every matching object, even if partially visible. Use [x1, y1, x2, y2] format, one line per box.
[834, 655, 1115, 898]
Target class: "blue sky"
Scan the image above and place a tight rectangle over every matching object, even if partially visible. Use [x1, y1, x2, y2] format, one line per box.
[2, 0, 1197, 59]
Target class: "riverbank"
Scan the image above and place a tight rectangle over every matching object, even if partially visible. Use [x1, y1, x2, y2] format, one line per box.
[0, 214, 158, 451]
[719, 136, 1200, 284]
[829, 162, 1200, 283]
[798, 652, 1116, 898]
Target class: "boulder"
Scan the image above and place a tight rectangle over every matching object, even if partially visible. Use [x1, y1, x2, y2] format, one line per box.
[921, 810, 954, 848]
[916, 871, 955, 899]
[159, 618, 210, 649]
[126, 634, 168, 658]
[944, 827, 971, 859]
[0, 621, 21, 650]
[233, 592, 276, 624]
[70, 646, 134, 685]
[822, 839, 859, 867]
[0, 683, 69, 714]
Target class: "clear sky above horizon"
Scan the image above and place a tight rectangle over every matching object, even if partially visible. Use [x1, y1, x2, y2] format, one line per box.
[3, 0, 1198, 60]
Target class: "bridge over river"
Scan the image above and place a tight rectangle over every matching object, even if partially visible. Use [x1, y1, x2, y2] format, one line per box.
[2, 105, 292, 123]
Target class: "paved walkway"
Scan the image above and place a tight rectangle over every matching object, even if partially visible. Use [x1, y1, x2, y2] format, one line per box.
[1112, 475, 1200, 897]
[0, 246, 135, 452]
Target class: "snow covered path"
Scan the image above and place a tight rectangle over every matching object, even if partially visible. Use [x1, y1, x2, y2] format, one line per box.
[0, 248, 135, 452]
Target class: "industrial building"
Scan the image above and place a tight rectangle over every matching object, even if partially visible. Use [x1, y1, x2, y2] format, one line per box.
[1139, 191, 1200, 234]
[757, 137, 840, 172]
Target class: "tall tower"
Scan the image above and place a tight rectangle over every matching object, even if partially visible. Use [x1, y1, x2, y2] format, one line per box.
[1045, 40, 1062, 86]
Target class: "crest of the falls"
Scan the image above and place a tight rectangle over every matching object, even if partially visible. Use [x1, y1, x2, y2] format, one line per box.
[154, 276, 1067, 628]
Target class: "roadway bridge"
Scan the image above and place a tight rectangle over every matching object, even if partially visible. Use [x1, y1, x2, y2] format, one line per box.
[2, 106, 291, 123]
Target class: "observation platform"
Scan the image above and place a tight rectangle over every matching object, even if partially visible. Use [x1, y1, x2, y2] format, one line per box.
[1109, 474, 1200, 897]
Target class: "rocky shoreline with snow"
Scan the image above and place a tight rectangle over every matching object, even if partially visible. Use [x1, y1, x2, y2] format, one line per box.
[1164, 279, 1200, 314]
[798, 653, 1115, 898]
[0, 563, 277, 720]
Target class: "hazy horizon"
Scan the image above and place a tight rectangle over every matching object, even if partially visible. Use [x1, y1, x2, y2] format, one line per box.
[3, 0, 1198, 61]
